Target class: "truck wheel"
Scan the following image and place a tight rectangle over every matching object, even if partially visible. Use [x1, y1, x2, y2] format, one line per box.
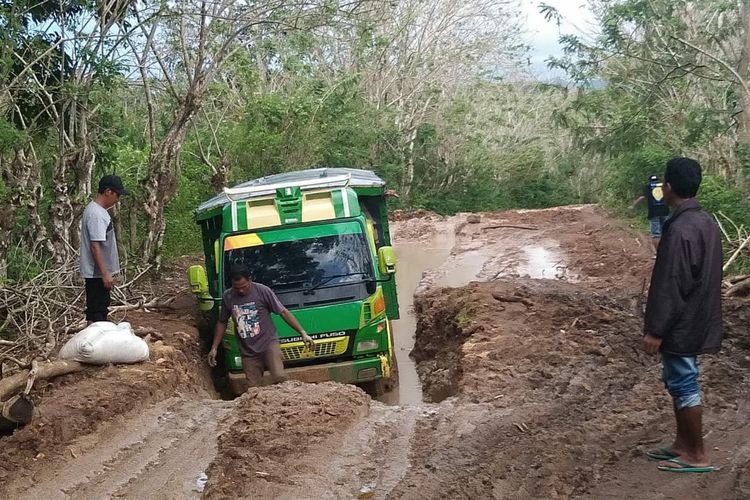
[361, 378, 388, 397]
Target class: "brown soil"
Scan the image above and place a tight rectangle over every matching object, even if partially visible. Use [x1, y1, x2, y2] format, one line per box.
[408, 280, 749, 498]
[203, 381, 370, 498]
[0, 297, 215, 497]
[447, 205, 654, 290]
[0, 206, 746, 499]
[405, 206, 750, 499]
[389, 208, 440, 222]
[389, 210, 447, 242]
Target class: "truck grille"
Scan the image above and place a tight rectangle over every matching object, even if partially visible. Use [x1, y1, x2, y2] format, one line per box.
[281, 336, 349, 362]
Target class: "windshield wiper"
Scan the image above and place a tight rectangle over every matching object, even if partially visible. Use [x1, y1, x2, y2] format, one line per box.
[304, 272, 372, 294]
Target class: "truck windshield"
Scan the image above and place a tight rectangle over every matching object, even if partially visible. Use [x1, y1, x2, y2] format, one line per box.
[223, 232, 374, 294]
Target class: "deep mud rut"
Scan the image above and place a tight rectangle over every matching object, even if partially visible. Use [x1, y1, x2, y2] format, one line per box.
[19, 398, 233, 500]
[0, 206, 748, 499]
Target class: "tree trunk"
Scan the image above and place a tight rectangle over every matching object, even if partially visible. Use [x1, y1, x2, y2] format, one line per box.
[112, 204, 126, 269]
[210, 156, 230, 192]
[17, 150, 55, 258]
[0, 148, 47, 276]
[0, 153, 24, 279]
[129, 196, 138, 255]
[140, 124, 191, 268]
[141, 82, 206, 268]
[737, 0, 750, 182]
[70, 140, 95, 251]
[401, 127, 418, 202]
[49, 159, 74, 261]
[141, 154, 176, 270]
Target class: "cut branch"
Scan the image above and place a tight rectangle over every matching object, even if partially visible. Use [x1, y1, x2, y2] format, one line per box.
[0, 360, 83, 402]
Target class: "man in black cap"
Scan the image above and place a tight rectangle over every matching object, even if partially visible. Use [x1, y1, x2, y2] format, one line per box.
[80, 175, 128, 323]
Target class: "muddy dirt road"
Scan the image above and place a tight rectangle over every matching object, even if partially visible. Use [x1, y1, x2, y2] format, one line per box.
[0, 205, 747, 499]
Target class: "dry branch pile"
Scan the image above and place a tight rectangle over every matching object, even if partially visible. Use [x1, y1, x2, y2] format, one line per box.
[0, 256, 177, 376]
[725, 274, 750, 297]
[715, 212, 750, 296]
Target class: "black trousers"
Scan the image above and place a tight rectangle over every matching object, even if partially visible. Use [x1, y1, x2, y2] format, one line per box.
[85, 278, 111, 322]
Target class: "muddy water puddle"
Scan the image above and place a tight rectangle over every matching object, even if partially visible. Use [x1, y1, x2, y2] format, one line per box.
[519, 243, 577, 281]
[380, 221, 576, 405]
[378, 230, 455, 405]
[435, 249, 492, 288]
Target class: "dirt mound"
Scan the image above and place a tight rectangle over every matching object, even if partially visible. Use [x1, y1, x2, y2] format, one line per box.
[389, 208, 439, 221]
[0, 310, 213, 495]
[204, 381, 369, 498]
[413, 279, 643, 404]
[408, 278, 749, 498]
[390, 211, 449, 243]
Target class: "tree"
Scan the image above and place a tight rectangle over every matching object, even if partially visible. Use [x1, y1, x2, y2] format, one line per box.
[126, 0, 374, 268]
[354, 0, 527, 201]
[550, 0, 750, 184]
[0, 0, 133, 274]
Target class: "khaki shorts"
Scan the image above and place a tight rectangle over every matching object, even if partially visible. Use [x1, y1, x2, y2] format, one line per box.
[241, 342, 286, 387]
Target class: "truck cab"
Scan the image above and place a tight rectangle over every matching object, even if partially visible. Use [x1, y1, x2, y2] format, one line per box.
[188, 168, 399, 395]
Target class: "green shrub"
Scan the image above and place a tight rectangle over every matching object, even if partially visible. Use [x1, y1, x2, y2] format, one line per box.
[603, 144, 673, 209]
[699, 175, 750, 274]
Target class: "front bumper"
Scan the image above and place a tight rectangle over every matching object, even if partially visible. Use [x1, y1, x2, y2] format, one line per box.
[227, 355, 388, 395]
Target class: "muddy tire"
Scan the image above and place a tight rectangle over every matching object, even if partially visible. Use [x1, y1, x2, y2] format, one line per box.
[361, 353, 398, 397]
[360, 378, 388, 397]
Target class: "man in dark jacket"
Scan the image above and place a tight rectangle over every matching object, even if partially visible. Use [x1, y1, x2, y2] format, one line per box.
[631, 174, 670, 251]
[643, 157, 722, 473]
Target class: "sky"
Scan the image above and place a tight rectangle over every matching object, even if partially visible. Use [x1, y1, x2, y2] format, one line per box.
[520, 0, 598, 80]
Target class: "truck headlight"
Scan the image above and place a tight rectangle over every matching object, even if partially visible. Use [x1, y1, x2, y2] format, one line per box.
[356, 340, 379, 352]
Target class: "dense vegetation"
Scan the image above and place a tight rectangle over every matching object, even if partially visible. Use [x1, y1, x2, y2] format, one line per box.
[1, 0, 748, 275]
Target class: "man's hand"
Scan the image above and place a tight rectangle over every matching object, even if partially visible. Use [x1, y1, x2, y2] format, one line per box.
[301, 332, 315, 351]
[643, 334, 662, 355]
[207, 348, 218, 367]
[102, 272, 114, 290]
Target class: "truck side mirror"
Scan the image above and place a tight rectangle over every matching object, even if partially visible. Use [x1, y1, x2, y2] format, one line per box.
[187, 265, 213, 311]
[377, 246, 397, 275]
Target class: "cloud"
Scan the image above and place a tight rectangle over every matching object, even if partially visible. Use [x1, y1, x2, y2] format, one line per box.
[520, 0, 597, 78]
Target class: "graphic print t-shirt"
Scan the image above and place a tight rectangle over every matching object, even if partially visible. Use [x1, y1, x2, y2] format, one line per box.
[220, 283, 287, 356]
[644, 182, 670, 219]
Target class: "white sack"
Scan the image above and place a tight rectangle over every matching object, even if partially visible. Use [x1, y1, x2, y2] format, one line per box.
[59, 321, 149, 365]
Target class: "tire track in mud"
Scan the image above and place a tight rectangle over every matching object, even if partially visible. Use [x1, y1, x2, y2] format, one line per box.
[14, 398, 233, 500]
[318, 404, 423, 498]
[268, 403, 424, 499]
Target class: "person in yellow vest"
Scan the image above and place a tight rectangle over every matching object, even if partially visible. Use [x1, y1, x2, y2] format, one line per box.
[631, 175, 670, 252]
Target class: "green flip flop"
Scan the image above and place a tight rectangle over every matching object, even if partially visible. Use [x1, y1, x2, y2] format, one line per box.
[657, 458, 716, 473]
[645, 448, 678, 461]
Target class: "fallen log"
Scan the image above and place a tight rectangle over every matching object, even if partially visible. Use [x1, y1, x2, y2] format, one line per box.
[727, 274, 750, 284]
[482, 224, 539, 231]
[110, 297, 176, 313]
[133, 326, 164, 341]
[723, 234, 750, 272]
[491, 292, 534, 308]
[726, 277, 750, 297]
[0, 359, 83, 402]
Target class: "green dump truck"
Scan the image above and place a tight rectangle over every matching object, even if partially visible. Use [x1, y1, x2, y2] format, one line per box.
[188, 168, 399, 395]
